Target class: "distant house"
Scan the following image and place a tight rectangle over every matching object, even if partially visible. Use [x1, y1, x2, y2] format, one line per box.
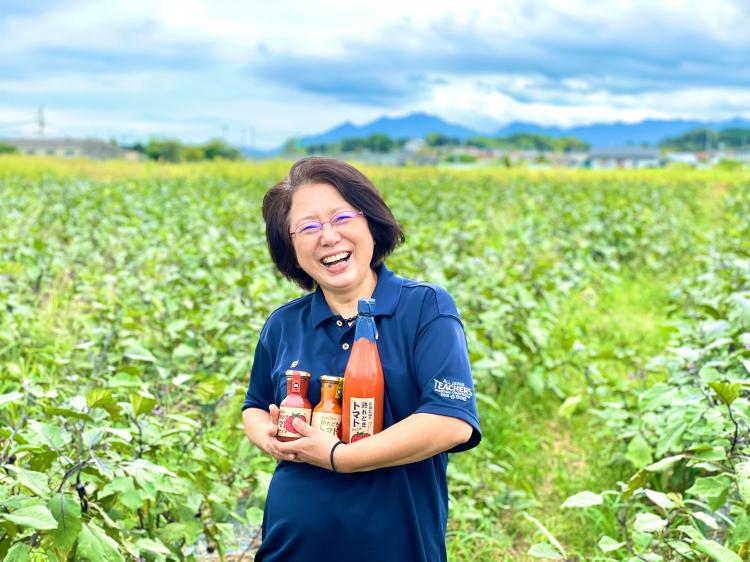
[588, 147, 661, 169]
[403, 138, 426, 153]
[3, 138, 127, 160]
[665, 152, 699, 166]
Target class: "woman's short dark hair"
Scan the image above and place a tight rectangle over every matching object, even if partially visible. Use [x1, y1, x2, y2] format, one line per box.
[263, 157, 405, 290]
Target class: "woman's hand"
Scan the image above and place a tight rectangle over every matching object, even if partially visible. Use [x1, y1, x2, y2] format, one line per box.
[276, 417, 341, 470]
[264, 405, 299, 462]
[242, 405, 297, 463]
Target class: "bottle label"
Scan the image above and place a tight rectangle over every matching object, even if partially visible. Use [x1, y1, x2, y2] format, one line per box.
[278, 407, 312, 438]
[312, 412, 342, 437]
[348, 397, 375, 442]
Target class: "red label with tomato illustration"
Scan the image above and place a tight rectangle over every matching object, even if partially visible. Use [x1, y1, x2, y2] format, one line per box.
[278, 406, 312, 439]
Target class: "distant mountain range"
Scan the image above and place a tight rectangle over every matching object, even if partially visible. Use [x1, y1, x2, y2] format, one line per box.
[243, 112, 750, 155]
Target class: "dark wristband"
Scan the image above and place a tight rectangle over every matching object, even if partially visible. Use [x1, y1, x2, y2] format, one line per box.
[330, 440, 344, 473]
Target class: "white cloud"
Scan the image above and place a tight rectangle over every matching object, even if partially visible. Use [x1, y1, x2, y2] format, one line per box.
[0, 0, 748, 146]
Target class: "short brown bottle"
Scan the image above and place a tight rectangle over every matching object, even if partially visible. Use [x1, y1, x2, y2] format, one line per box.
[277, 370, 312, 442]
[311, 375, 343, 439]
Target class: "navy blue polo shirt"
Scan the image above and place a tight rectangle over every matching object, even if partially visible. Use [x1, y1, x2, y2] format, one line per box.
[242, 263, 481, 562]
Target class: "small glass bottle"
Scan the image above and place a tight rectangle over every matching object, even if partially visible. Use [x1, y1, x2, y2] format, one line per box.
[342, 298, 384, 443]
[277, 370, 312, 442]
[311, 375, 343, 438]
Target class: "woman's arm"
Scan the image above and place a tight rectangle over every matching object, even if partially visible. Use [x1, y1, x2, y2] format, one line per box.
[277, 413, 473, 472]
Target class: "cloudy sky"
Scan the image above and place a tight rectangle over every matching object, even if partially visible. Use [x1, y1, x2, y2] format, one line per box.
[1, 0, 748, 148]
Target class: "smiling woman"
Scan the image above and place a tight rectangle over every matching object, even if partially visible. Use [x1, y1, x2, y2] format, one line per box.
[241, 157, 481, 562]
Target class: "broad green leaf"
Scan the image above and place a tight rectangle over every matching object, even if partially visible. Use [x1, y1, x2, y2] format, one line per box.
[130, 391, 157, 416]
[196, 379, 227, 402]
[100, 476, 145, 510]
[666, 540, 693, 557]
[135, 538, 171, 555]
[246, 506, 264, 527]
[48, 493, 82, 550]
[644, 489, 675, 510]
[26, 419, 69, 449]
[693, 511, 719, 530]
[729, 295, 750, 329]
[45, 406, 94, 422]
[562, 491, 603, 508]
[83, 428, 105, 448]
[693, 539, 742, 562]
[172, 373, 193, 386]
[558, 395, 582, 418]
[2, 504, 58, 530]
[3, 542, 32, 562]
[686, 475, 731, 511]
[699, 366, 721, 383]
[656, 422, 686, 457]
[633, 553, 662, 562]
[691, 446, 727, 461]
[172, 344, 197, 361]
[0, 392, 22, 409]
[598, 535, 625, 552]
[7, 467, 49, 498]
[646, 454, 685, 472]
[623, 469, 650, 500]
[158, 520, 203, 546]
[625, 434, 653, 468]
[730, 513, 750, 543]
[123, 345, 156, 362]
[103, 427, 132, 442]
[633, 512, 667, 533]
[86, 388, 122, 419]
[527, 543, 564, 559]
[77, 522, 125, 562]
[709, 382, 741, 406]
[736, 462, 750, 505]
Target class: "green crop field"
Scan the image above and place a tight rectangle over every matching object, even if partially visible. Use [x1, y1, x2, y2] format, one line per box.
[1, 156, 749, 561]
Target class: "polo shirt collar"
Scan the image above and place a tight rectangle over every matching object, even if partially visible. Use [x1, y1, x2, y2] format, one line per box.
[310, 263, 402, 327]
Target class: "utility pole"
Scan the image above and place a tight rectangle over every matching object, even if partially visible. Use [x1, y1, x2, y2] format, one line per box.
[37, 105, 45, 137]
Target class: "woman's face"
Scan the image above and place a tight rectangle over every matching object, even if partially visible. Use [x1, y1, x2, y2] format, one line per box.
[289, 182, 375, 295]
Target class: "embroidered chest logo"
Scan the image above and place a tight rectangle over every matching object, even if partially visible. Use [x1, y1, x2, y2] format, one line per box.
[433, 379, 473, 402]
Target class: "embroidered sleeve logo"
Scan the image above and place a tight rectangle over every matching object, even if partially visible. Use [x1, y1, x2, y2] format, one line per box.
[433, 379, 473, 402]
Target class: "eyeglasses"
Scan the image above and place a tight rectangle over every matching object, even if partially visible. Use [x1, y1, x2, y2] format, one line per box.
[290, 210, 364, 239]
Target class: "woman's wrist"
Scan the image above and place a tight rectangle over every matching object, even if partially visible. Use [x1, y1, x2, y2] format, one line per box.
[330, 440, 344, 472]
[332, 441, 362, 473]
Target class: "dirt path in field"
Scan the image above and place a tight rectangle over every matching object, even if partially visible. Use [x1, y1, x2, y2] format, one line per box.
[504, 270, 681, 560]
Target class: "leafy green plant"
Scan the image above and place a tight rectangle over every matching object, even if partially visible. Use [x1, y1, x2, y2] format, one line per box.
[1, 158, 748, 560]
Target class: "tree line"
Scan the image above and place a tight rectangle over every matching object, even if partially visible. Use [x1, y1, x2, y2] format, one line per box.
[287, 132, 590, 155]
[660, 128, 750, 151]
[128, 138, 241, 162]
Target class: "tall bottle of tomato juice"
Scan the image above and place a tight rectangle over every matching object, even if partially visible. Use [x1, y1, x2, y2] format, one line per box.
[342, 298, 384, 443]
[277, 370, 312, 442]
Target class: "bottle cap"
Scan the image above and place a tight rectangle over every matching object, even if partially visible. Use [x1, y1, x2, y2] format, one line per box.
[319, 375, 342, 383]
[284, 370, 311, 378]
[357, 298, 376, 316]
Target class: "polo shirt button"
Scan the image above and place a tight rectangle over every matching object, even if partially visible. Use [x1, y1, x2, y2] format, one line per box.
[336, 320, 343, 327]
[342, 343, 350, 350]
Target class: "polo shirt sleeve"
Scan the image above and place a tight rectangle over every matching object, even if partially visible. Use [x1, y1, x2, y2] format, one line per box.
[242, 327, 275, 412]
[413, 287, 481, 453]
